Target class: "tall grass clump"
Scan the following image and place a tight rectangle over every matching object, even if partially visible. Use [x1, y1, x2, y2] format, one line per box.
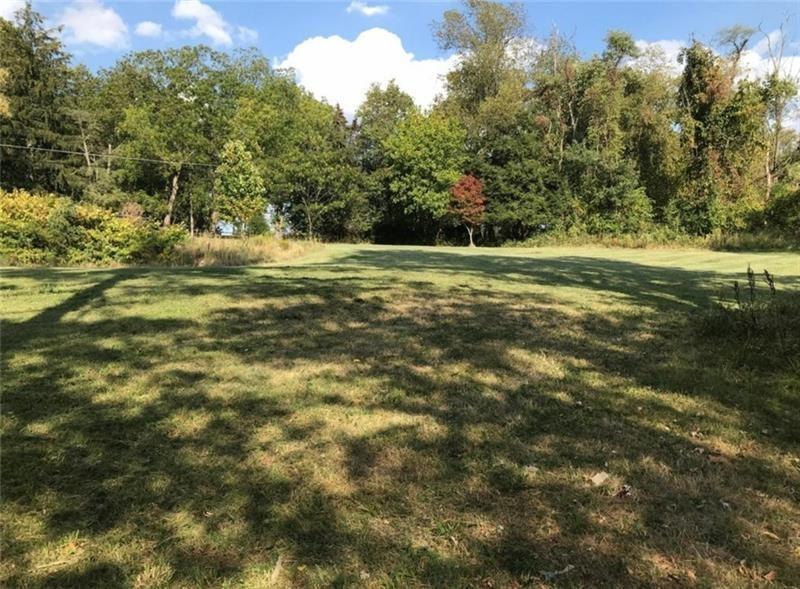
[701, 266, 800, 368]
[170, 235, 315, 267]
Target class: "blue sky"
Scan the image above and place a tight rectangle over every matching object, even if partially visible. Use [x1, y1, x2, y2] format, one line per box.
[3, 1, 799, 114]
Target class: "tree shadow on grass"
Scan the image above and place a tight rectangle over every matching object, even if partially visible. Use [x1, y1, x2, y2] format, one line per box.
[1, 252, 799, 587]
[308, 247, 800, 307]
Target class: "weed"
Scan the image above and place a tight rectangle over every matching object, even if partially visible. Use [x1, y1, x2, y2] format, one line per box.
[701, 265, 800, 368]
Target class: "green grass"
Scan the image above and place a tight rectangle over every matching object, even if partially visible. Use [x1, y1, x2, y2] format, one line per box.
[2, 244, 799, 588]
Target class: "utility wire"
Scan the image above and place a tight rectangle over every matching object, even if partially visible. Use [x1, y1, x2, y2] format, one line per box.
[0, 143, 216, 168]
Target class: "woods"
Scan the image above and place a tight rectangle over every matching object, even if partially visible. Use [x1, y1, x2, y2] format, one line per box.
[1, 0, 798, 247]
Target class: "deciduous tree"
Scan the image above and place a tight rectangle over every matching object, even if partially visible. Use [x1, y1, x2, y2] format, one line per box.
[450, 174, 486, 246]
[213, 140, 265, 233]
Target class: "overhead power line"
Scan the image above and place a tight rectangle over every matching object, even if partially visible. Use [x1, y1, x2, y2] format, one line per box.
[0, 143, 216, 168]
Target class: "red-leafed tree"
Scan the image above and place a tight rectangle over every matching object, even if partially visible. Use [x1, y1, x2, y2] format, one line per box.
[450, 174, 486, 247]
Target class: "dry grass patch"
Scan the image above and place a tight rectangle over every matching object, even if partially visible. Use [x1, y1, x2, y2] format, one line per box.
[171, 235, 316, 267]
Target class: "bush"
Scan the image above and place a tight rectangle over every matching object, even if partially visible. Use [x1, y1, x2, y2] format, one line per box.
[763, 185, 800, 237]
[0, 189, 185, 265]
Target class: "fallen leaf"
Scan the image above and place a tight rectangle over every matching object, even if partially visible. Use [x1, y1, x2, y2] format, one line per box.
[761, 530, 780, 541]
[764, 570, 777, 582]
[591, 471, 610, 486]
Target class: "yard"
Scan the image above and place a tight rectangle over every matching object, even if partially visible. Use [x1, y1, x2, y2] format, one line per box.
[2, 245, 799, 587]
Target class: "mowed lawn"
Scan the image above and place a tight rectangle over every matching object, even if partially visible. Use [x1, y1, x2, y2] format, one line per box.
[2, 245, 799, 588]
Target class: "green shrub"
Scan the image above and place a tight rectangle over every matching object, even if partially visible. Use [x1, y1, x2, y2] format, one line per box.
[0, 189, 186, 265]
[763, 185, 800, 237]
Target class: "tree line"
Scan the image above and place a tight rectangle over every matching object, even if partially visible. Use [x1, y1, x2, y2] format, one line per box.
[1, 1, 798, 244]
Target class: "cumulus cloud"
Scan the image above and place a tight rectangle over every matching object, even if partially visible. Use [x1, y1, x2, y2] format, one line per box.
[135, 21, 163, 38]
[346, 1, 389, 17]
[59, 0, 128, 48]
[277, 28, 457, 116]
[172, 0, 233, 45]
[0, 0, 25, 21]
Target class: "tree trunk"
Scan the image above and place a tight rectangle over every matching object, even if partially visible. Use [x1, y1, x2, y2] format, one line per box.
[301, 196, 314, 240]
[189, 194, 195, 237]
[163, 169, 180, 226]
[466, 225, 475, 247]
[79, 122, 94, 180]
[107, 144, 112, 176]
[765, 156, 773, 203]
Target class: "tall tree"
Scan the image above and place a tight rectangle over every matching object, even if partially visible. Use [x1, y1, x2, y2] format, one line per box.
[355, 81, 416, 172]
[110, 47, 238, 226]
[0, 3, 78, 193]
[434, 0, 526, 117]
[450, 174, 486, 246]
[264, 97, 369, 240]
[213, 140, 265, 233]
[383, 112, 467, 237]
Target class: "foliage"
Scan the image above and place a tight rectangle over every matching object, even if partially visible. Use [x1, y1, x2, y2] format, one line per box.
[213, 140, 266, 232]
[434, 0, 526, 117]
[276, 102, 370, 241]
[0, 189, 184, 265]
[0, 66, 10, 117]
[383, 112, 467, 222]
[0, 4, 78, 193]
[355, 81, 417, 172]
[450, 174, 486, 245]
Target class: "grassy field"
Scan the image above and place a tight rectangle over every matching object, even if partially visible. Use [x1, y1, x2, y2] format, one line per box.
[2, 244, 799, 588]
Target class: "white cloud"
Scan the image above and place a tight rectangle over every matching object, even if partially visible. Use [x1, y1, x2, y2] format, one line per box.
[346, 1, 389, 17]
[59, 0, 128, 48]
[0, 0, 25, 21]
[738, 29, 800, 82]
[135, 21, 163, 38]
[633, 39, 686, 75]
[277, 28, 457, 116]
[172, 0, 232, 45]
[237, 26, 258, 44]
